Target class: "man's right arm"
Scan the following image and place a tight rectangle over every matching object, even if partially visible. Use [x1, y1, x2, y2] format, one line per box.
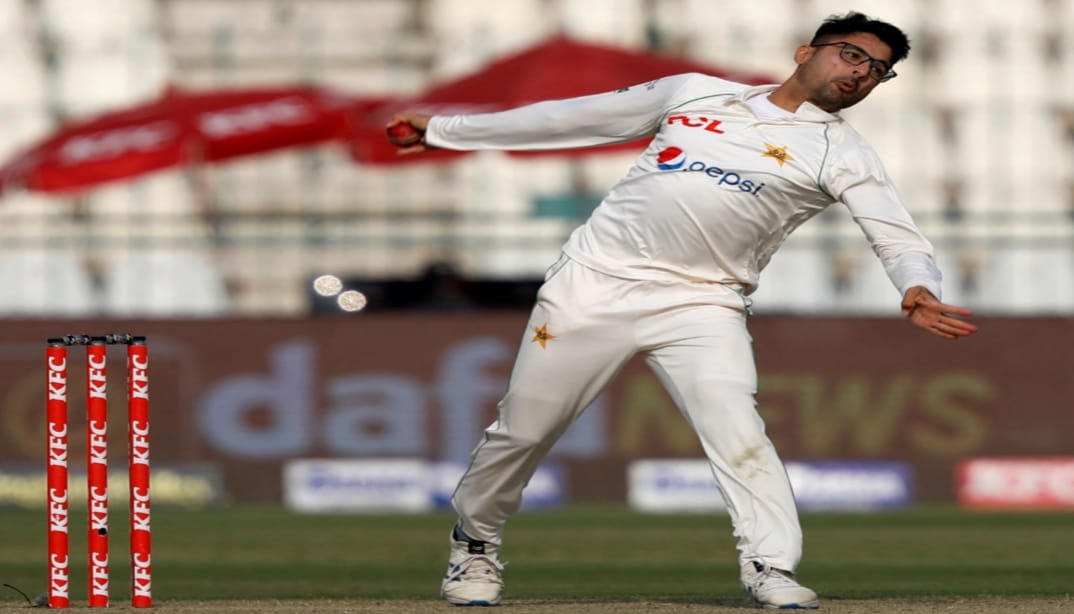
[390, 73, 705, 154]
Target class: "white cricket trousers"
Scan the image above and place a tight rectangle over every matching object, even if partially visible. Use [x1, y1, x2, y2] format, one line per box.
[452, 255, 803, 573]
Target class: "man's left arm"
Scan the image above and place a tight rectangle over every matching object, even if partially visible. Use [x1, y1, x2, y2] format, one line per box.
[835, 164, 978, 340]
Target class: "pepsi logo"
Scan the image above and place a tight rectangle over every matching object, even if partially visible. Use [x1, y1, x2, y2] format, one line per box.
[656, 147, 686, 170]
[652, 146, 766, 196]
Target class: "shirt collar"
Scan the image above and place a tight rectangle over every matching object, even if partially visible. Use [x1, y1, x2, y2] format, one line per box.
[729, 84, 842, 122]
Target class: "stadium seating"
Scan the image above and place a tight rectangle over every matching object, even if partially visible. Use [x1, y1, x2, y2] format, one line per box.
[975, 244, 1074, 313]
[0, 108, 52, 163]
[86, 171, 212, 256]
[103, 248, 231, 316]
[0, 249, 99, 316]
[0, 194, 97, 316]
[554, 0, 648, 47]
[840, 248, 904, 315]
[750, 236, 838, 314]
[419, 0, 549, 81]
[0, 42, 47, 108]
[456, 217, 573, 278]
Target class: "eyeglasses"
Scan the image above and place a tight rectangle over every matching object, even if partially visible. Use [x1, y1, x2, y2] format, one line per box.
[810, 41, 897, 82]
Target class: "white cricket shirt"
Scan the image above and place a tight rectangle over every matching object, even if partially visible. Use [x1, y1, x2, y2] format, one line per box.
[426, 73, 942, 299]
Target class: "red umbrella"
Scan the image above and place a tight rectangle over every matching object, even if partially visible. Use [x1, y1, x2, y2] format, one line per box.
[0, 86, 383, 195]
[350, 36, 775, 164]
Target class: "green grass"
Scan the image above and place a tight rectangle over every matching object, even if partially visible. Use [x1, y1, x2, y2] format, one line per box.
[1, 505, 1072, 606]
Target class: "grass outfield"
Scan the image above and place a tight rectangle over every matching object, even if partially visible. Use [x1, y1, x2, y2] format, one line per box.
[1, 504, 1072, 610]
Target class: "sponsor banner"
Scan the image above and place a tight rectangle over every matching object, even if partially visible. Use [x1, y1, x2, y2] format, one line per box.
[431, 461, 564, 510]
[628, 459, 729, 513]
[957, 457, 1074, 509]
[284, 458, 432, 513]
[284, 459, 565, 513]
[787, 461, 912, 510]
[0, 463, 225, 509]
[1, 317, 1072, 503]
[628, 459, 912, 512]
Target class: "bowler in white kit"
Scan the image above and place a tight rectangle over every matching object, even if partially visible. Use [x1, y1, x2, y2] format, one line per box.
[387, 11, 978, 609]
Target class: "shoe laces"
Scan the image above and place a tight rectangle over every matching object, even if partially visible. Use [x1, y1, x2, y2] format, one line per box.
[746, 561, 800, 593]
[445, 553, 505, 586]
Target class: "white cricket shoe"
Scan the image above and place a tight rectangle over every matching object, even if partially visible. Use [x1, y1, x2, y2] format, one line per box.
[742, 561, 820, 609]
[440, 525, 504, 606]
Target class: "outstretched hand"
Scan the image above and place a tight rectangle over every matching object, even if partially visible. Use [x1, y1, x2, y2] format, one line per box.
[385, 113, 434, 155]
[901, 286, 978, 340]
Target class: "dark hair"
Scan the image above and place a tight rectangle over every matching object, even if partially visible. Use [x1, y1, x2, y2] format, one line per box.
[811, 12, 910, 65]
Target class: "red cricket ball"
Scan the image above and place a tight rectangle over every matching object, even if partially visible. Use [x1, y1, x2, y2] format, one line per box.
[386, 122, 421, 146]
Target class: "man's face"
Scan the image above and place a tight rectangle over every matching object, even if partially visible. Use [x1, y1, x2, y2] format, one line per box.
[795, 32, 893, 112]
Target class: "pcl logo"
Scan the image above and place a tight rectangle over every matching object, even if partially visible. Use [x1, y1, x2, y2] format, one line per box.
[656, 147, 686, 170]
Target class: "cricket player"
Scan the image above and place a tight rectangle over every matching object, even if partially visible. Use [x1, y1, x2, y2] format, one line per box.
[387, 12, 978, 609]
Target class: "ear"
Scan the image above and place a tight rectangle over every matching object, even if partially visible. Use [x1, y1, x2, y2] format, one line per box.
[793, 44, 815, 66]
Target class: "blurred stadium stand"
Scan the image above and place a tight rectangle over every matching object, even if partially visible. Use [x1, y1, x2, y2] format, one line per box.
[0, 194, 98, 315]
[0, 0, 1072, 317]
